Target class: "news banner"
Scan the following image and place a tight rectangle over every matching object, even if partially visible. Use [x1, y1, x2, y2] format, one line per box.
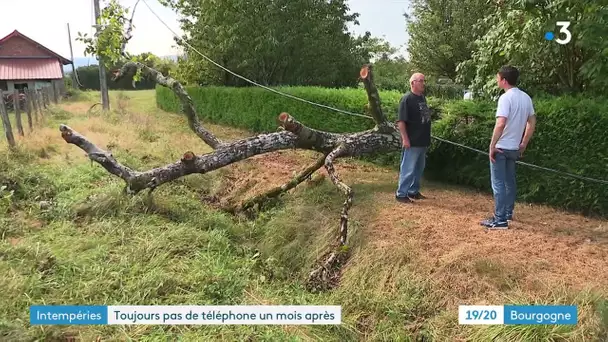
[29, 304, 577, 325]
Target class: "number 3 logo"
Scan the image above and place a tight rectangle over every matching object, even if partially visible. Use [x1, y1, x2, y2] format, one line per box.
[555, 21, 572, 45]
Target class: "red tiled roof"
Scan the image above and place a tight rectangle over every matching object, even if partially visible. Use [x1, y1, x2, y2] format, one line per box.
[0, 59, 63, 80]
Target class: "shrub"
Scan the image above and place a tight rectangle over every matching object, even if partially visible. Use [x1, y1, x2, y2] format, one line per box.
[424, 83, 466, 100]
[157, 85, 408, 133]
[426, 95, 608, 217]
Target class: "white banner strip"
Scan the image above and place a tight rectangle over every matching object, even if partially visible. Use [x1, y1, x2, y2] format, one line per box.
[107, 305, 341, 325]
[459, 305, 504, 325]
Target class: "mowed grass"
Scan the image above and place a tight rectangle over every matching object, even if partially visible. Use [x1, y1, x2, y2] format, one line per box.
[0, 89, 606, 341]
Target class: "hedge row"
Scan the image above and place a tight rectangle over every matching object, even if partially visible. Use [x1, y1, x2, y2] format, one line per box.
[158, 85, 395, 133]
[426, 96, 608, 217]
[157, 85, 447, 133]
[156, 85, 608, 217]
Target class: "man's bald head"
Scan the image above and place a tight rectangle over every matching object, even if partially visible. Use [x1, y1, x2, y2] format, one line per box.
[409, 73, 425, 95]
[410, 73, 424, 83]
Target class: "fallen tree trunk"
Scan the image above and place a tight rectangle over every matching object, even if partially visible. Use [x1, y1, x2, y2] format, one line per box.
[60, 62, 402, 291]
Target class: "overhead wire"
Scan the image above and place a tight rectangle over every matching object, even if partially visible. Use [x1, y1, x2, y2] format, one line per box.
[431, 136, 608, 185]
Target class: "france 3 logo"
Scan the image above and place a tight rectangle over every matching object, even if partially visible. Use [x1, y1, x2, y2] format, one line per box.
[544, 21, 571, 45]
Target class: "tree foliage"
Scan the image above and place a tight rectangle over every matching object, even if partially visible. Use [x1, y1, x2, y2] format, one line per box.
[77, 0, 144, 82]
[159, 0, 381, 87]
[368, 55, 413, 92]
[405, 0, 494, 80]
[68, 53, 177, 90]
[457, 0, 608, 98]
[77, 0, 131, 65]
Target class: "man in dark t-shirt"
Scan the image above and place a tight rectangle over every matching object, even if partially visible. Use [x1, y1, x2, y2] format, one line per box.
[395, 72, 432, 203]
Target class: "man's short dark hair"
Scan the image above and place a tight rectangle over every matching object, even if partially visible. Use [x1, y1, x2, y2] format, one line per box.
[498, 65, 519, 86]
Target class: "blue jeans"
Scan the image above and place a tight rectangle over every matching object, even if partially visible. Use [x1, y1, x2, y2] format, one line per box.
[490, 149, 519, 222]
[396, 147, 427, 197]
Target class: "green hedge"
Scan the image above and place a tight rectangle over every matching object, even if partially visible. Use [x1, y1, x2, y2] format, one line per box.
[158, 85, 398, 133]
[426, 96, 608, 217]
[156, 85, 608, 217]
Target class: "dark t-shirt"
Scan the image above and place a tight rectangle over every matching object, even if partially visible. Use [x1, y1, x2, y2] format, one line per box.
[397, 92, 432, 147]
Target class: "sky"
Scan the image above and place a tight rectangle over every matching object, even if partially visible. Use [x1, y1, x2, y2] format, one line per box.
[0, 0, 411, 61]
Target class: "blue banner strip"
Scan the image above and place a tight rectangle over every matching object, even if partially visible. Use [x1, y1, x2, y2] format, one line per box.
[504, 305, 577, 325]
[30, 305, 108, 325]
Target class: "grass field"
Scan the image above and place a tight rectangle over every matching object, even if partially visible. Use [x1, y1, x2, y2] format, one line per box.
[1, 89, 607, 341]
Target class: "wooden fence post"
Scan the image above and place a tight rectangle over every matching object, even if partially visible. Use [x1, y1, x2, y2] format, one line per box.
[31, 89, 39, 121]
[0, 94, 16, 148]
[35, 89, 41, 115]
[13, 90, 24, 136]
[41, 88, 47, 109]
[41, 89, 46, 112]
[56, 82, 61, 102]
[25, 90, 33, 132]
[38, 89, 44, 111]
[51, 83, 58, 104]
[33, 89, 39, 121]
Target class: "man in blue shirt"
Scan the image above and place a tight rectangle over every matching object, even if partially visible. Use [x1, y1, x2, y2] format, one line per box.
[481, 66, 537, 229]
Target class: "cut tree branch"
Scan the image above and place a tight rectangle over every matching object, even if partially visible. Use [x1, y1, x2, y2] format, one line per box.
[305, 145, 353, 291]
[60, 124, 135, 181]
[120, 0, 139, 54]
[67, 8, 406, 289]
[234, 152, 328, 212]
[360, 64, 391, 132]
[324, 145, 352, 246]
[113, 62, 223, 149]
[60, 112, 400, 195]
[109, 1, 223, 150]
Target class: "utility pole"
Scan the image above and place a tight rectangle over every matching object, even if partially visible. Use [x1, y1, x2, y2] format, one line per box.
[66, 23, 77, 89]
[93, 0, 110, 110]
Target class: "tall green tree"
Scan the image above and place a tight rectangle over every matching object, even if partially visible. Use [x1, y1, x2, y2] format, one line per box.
[370, 55, 414, 92]
[405, 0, 493, 80]
[160, 0, 377, 87]
[457, 0, 608, 98]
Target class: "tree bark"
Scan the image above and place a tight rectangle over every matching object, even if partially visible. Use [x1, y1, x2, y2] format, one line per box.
[61, 58, 402, 291]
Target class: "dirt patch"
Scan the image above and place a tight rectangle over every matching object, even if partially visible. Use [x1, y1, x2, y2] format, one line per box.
[8, 238, 21, 246]
[59, 102, 97, 115]
[207, 149, 392, 208]
[220, 150, 608, 305]
[366, 184, 608, 305]
[210, 150, 321, 204]
[10, 211, 46, 232]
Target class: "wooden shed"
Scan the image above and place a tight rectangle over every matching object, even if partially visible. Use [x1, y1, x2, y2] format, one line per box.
[0, 30, 71, 96]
